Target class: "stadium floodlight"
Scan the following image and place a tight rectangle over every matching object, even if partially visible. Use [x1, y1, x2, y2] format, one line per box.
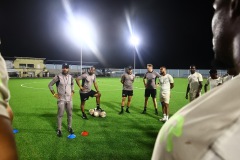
[129, 35, 140, 75]
[66, 15, 96, 74]
[68, 17, 94, 74]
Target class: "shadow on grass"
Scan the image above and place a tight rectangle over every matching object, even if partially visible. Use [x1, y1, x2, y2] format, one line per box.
[101, 101, 121, 113]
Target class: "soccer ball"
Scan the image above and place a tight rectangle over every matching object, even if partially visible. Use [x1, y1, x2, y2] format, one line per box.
[93, 110, 100, 117]
[89, 109, 94, 116]
[100, 111, 106, 118]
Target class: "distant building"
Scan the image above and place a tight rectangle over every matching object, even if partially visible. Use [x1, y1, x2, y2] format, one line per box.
[6, 57, 47, 77]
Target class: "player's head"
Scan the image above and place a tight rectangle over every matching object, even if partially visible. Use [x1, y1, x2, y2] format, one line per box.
[212, 0, 240, 72]
[88, 66, 96, 75]
[126, 66, 133, 74]
[147, 64, 153, 72]
[62, 63, 69, 75]
[209, 69, 218, 79]
[189, 65, 196, 74]
[160, 66, 166, 75]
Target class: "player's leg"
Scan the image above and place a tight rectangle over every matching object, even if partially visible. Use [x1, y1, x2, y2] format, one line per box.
[164, 93, 170, 121]
[57, 101, 65, 137]
[159, 101, 166, 121]
[120, 90, 126, 114]
[142, 89, 150, 114]
[126, 95, 132, 113]
[151, 89, 158, 115]
[126, 90, 133, 113]
[92, 90, 101, 110]
[80, 101, 87, 119]
[120, 97, 126, 114]
[66, 101, 74, 134]
[165, 103, 169, 121]
[80, 93, 88, 119]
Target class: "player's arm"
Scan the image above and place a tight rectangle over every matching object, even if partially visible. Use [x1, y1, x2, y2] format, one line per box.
[204, 78, 209, 93]
[143, 74, 147, 87]
[169, 75, 174, 89]
[71, 77, 74, 96]
[93, 81, 100, 93]
[204, 84, 208, 93]
[0, 115, 18, 160]
[48, 76, 59, 98]
[170, 83, 174, 89]
[120, 75, 125, 84]
[75, 76, 84, 91]
[185, 84, 190, 99]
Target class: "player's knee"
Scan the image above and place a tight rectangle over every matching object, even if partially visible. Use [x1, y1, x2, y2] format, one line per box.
[98, 92, 101, 97]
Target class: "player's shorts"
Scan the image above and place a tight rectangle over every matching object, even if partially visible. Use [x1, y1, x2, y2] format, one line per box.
[122, 90, 133, 97]
[80, 90, 97, 101]
[145, 89, 157, 98]
[160, 92, 170, 104]
[189, 92, 201, 102]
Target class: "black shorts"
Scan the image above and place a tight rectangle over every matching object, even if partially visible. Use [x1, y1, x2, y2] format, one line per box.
[145, 89, 156, 98]
[122, 90, 133, 97]
[80, 90, 97, 101]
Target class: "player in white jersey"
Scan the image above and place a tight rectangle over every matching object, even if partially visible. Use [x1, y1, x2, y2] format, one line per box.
[158, 67, 174, 122]
[185, 65, 203, 102]
[222, 68, 239, 83]
[204, 69, 222, 92]
[152, 0, 240, 159]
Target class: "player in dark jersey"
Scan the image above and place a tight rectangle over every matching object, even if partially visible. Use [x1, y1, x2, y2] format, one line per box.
[75, 67, 101, 119]
[119, 66, 135, 114]
[142, 64, 160, 115]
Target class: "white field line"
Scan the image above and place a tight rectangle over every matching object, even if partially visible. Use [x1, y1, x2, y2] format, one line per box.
[20, 82, 185, 93]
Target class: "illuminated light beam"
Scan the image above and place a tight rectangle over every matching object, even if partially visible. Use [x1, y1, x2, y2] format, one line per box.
[62, 0, 106, 65]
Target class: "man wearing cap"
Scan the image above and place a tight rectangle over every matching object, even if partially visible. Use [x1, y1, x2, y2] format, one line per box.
[75, 66, 101, 119]
[48, 63, 74, 137]
[142, 64, 161, 115]
[119, 66, 135, 114]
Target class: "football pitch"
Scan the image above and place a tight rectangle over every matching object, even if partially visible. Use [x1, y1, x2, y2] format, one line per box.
[8, 77, 206, 160]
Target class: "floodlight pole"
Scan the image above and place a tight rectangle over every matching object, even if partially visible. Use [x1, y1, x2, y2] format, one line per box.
[134, 46, 136, 75]
[80, 45, 82, 75]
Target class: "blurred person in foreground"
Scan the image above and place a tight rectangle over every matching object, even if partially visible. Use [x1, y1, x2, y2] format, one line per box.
[152, 0, 240, 159]
[0, 54, 18, 159]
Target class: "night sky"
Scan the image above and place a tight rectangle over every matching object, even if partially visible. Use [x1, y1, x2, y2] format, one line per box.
[0, 0, 214, 69]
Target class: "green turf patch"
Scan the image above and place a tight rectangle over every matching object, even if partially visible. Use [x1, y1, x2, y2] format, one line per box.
[8, 77, 207, 159]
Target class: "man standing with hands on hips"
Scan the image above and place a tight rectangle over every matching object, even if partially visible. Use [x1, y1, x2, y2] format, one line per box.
[48, 63, 74, 137]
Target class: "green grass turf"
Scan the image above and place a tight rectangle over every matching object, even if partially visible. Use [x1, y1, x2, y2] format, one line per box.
[8, 77, 207, 160]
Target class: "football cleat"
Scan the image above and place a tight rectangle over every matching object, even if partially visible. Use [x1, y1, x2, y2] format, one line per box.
[57, 130, 62, 137]
[82, 113, 88, 119]
[68, 127, 74, 134]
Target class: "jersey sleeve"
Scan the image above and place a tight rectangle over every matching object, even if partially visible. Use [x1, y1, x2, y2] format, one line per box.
[76, 73, 86, 80]
[143, 73, 147, 79]
[155, 71, 161, 78]
[93, 74, 96, 83]
[169, 74, 174, 83]
[198, 73, 203, 82]
[121, 74, 125, 83]
[48, 75, 59, 91]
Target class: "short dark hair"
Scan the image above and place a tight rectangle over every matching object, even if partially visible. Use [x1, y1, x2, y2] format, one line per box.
[147, 64, 153, 67]
[190, 65, 196, 69]
[209, 69, 217, 74]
